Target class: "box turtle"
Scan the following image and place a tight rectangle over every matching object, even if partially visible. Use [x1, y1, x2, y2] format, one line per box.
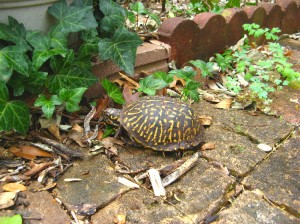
[104, 96, 204, 151]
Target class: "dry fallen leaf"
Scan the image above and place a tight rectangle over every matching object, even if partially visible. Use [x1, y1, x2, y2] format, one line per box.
[48, 124, 62, 141]
[94, 96, 109, 119]
[0, 192, 16, 209]
[200, 142, 216, 151]
[199, 115, 213, 126]
[2, 183, 27, 192]
[68, 124, 85, 147]
[169, 76, 186, 88]
[122, 83, 140, 104]
[202, 92, 221, 103]
[9, 145, 53, 160]
[114, 214, 126, 224]
[214, 98, 233, 109]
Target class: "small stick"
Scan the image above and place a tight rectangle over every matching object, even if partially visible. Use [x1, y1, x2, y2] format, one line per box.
[33, 135, 84, 158]
[119, 72, 140, 88]
[162, 152, 199, 187]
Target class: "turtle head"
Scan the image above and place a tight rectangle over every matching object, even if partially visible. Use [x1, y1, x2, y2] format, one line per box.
[103, 108, 121, 126]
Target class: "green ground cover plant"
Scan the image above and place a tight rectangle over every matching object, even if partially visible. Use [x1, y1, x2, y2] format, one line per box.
[0, 0, 142, 134]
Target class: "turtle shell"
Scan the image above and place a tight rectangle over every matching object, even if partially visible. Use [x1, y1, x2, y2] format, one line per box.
[119, 96, 204, 151]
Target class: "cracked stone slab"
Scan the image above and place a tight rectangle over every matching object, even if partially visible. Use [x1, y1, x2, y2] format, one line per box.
[91, 159, 234, 224]
[243, 130, 300, 217]
[193, 100, 293, 146]
[116, 145, 181, 171]
[53, 155, 130, 215]
[202, 124, 266, 176]
[215, 190, 300, 223]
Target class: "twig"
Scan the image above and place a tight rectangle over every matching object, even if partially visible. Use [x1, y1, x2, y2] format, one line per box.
[119, 72, 140, 88]
[32, 135, 84, 158]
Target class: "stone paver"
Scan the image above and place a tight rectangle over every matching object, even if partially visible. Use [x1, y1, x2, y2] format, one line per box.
[202, 124, 266, 176]
[0, 182, 70, 224]
[243, 130, 300, 217]
[194, 100, 293, 146]
[91, 159, 234, 224]
[215, 190, 300, 223]
[54, 155, 130, 216]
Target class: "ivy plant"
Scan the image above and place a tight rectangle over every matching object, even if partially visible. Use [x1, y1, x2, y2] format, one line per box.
[0, 0, 142, 134]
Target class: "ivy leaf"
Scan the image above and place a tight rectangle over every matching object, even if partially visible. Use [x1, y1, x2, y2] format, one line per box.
[34, 94, 63, 118]
[48, 26, 68, 49]
[50, 50, 75, 73]
[153, 71, 173, 84]
[0, 16, 30, 50]
[59, 87, 87, 112]
[0, 45, 29, 77]
[130, 2, 146, 14]
[0, 100, 30, 134]
[99, 0, 126, 35]
[101, 78, 125, 104]
[26, 72, 48, 94]
[138, 75, 167, 95]
[98, 27, 142, 75]
[78, 29, 100, 56]
[46, 67, 98, 94]
[0, 82, 9, 102]
[26, 31, 67, 70]
[0, 214, 22, 224]
[47, 0, 97, 33]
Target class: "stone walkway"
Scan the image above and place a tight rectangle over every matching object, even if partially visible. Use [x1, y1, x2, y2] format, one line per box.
[2, 92, 298, 224]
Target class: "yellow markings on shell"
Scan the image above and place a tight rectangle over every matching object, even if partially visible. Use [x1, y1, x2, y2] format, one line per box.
[151, 127, 158, 143]
[148, 117, 158, 130]
[130, 114, 144, 126]
[158, 109, 162, 117]
[158, 120, 163, 143]
[183, 127, 191, 139]
[168, 120, 174, 142]
[137, 116, 149, 133]
[146, 130, 154, 142]
[126, 111, 142, 116]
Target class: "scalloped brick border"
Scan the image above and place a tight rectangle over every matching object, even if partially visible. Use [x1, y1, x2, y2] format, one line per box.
[158, 0, 300, 67]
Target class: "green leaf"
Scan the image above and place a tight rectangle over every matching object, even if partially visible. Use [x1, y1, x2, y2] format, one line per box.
[46, 67, 98, 94]
[0, 16, 30, 50]
[0, 99, 30, 134]
[99, 0, 126, 35]
[0, 45, 29, 77]
[138, 75, 167, 96]
[47, 0, 97, 33]
[149, 13, 161, 26]
[0, 82, 9, 103]
[130, 2, 146, 14]
[103, 125, 115, 138]
[101, 79, 125, 104]
[98, 27, 142, 75]
[59, 87, 87, 112]
[34, 94, 63, 118]
[189, 60, 212, 77]
[48, 26, 68, 49]
[169, 66, 197, 81]
[153, 71, 173, 84]
[0, 214, 22, 224]
[26, 31, 67, 70]
[50, 50, 75, 73]
[25, 71, 48, 94]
